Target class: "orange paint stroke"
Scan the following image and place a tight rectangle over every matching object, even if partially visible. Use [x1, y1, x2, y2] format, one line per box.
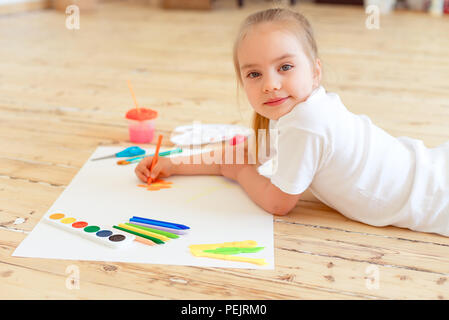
[138, 178, 173, 191]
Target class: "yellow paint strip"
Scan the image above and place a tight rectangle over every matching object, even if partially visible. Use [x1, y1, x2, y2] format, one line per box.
[188, 240, 267, 266]
[189, 240, 258, 251]
[190, 250, 267, 266]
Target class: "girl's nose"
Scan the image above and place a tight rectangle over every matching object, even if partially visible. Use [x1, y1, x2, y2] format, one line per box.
[263, 72, 281, 92]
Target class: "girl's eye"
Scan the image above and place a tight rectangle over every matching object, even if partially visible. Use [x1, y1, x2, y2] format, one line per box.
[281, 64, 293, 71]
[247, 72, 260, 78]
[246, 64, 293, 79]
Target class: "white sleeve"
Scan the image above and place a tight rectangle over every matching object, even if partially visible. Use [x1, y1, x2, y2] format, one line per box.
[270, 126, 324, 195]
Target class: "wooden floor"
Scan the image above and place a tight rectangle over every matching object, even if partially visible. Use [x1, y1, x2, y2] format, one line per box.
[1, 0, 449, 299]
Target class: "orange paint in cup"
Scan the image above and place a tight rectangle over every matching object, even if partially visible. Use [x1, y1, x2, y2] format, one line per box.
[125, 108, 158, 144]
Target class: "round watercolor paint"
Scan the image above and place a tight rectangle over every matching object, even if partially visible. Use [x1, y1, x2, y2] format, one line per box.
[109, 234, 126, 242]
[96, 230, 113, 237]
[49, 213, 65, 220]
[60, 217, 76, 224]
[72, 221, 88, 228]
[84, 225, 100, 233]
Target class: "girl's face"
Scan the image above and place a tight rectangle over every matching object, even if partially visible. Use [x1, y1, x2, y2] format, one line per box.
[237, 22, 321, 121]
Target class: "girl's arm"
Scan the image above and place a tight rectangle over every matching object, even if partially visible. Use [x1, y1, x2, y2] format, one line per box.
[136, 146, 223, 182]
[172, 141, 301, 215]
[171, 140, 249, 176]
[236, 165, 302, 216]
[139, 144, 301, 215]
[171, 148, 222, 176]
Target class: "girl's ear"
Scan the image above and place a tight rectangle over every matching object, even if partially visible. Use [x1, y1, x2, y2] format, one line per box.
[313, 58, 322, 87]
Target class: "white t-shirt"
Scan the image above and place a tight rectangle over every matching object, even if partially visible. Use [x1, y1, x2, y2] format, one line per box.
[264, 86, 449, 237]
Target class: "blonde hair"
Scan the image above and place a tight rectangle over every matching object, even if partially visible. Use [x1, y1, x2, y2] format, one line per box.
[232, 7, 320, 164]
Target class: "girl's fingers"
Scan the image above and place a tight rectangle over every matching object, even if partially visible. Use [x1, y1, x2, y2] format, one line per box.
[150, 162, 161, 179]
[136, 158, 152, 180]
[137, 157, 171, 182]
[142, 166, 150, 178]
[137, 157, 153, 176]
[136, 170, 147, 183]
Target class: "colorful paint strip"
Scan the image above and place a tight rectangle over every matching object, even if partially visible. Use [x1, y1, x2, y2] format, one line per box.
[44, 213, 135, 249]
[189, 240, 267, 266]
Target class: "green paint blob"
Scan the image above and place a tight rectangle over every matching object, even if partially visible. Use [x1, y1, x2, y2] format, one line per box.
[84, 225, 100, 233]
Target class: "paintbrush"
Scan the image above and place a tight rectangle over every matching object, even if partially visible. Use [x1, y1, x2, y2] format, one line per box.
[147, 134, 163, 185]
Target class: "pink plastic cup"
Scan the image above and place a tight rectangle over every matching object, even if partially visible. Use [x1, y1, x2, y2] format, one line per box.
[125, 108, 158, 144]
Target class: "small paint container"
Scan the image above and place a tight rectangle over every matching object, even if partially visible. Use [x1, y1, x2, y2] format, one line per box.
[44, 213, 135, 249]
[125, 108, 158, 144]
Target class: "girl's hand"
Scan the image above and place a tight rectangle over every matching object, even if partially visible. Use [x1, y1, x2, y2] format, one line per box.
[135, 156, 175, 183]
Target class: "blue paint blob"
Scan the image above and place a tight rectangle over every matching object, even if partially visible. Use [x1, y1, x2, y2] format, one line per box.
[96, 230, 113, 237]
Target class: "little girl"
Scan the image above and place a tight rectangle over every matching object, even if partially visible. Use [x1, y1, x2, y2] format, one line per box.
[136, 8, 449, 237]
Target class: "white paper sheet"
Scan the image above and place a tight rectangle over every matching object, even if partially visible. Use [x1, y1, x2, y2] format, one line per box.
[13, 147, 274, 269]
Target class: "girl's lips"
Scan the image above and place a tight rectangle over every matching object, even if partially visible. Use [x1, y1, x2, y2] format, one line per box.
[264, 96, 289, 106]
